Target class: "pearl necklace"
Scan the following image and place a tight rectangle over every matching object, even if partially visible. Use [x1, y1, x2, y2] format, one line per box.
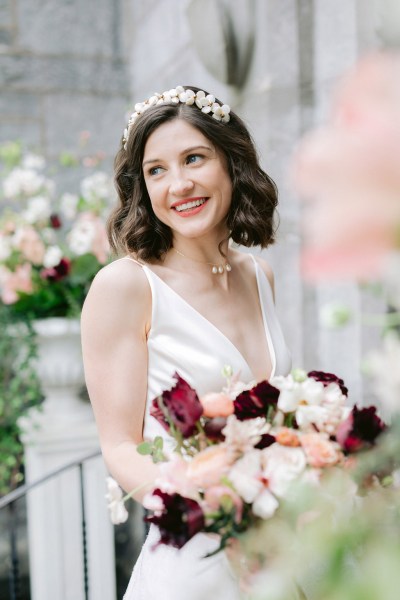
[173, 248, 232, 275]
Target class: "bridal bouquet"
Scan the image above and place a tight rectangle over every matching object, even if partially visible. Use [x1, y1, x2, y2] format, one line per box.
[0, 141, 113, 320]
[107, 367, 387, 558]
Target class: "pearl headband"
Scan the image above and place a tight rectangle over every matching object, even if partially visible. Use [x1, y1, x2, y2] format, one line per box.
[122, 86, 231, 150]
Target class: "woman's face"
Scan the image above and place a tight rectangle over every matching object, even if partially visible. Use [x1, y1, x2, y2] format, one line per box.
[142, 118, 232, 241]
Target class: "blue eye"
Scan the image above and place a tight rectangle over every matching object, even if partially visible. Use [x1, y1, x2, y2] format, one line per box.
[149, 166, 163, 176]
[186, 154, 202, 164]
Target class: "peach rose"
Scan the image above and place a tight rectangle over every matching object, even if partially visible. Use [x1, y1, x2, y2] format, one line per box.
[200, 391, 234, 418]
[204, 485, 243, 523]
[275, 427, 300, 447]
[186, 445, 232, 488]
[300, 433, 342, 468]
[13, 226, 45, 265]
[0, 264, 33, 304]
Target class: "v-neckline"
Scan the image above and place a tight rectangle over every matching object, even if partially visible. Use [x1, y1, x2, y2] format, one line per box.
[142, 258, 276, 382]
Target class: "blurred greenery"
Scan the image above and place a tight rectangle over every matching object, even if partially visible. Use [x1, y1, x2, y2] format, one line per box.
[0, 305, 43, 496]
[236, 419, 400, 600]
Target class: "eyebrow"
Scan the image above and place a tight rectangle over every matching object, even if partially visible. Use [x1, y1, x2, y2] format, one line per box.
[142, 145, 213, 167]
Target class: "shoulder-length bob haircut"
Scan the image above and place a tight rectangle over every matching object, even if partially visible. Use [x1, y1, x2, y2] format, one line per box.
[108, 86, 278, 260]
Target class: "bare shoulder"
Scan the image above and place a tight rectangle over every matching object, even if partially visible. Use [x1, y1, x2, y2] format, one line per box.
[81, 258, 151, 335]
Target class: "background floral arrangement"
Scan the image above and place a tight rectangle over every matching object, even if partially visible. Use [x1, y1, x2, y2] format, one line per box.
[0, 139, 113, 321]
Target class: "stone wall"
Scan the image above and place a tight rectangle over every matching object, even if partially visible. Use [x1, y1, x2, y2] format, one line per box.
[0, 0, 131, 160]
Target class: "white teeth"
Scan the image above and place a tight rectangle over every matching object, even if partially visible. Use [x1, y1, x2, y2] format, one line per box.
[175, 198, 206, 212]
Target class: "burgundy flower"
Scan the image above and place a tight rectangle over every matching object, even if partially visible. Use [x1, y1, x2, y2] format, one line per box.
[49, 213, 62, 229]
[308, 370, 348, 396]
[150, 373, 204, 438]
[40, 258, 71, 282]
[145, 489, 205, 549]
[203, 417, 227, 442]
[234, 380, 280, 421]
[336, 406, 386, 453]
[255, 433, 276, 449]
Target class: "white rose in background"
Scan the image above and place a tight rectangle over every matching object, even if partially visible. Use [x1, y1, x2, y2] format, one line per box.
[43, 245, 63, 269]
[22, 195, 52, 224]
[261, 444, 307, 499]
[60, 192, 79, 220]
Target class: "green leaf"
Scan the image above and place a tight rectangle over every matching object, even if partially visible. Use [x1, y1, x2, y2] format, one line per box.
[154, 436, 164, 450]
[137, 442, 152, 455]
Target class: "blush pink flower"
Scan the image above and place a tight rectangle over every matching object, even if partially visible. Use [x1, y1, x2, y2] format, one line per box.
[13, 226, 45, 265]
[156, 455, 199, 500]
[186, 445, 232, 488]
[300, 433, 342, 468]
[200, 391, 234, 418]
[0, 264, 33, 304]
[293, 52, 400, 281]
[204, 485, 243, 523]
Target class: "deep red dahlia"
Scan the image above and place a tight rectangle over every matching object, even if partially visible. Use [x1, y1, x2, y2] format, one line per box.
[308, 370, 348, 396]
[150, 373, 204, 438]
[145, 489, 205, 549]
[336, 406, 386, 453]
[40, 258, 71, 282]
[234, 380, 280, 421]
[49, 213, 62, 229]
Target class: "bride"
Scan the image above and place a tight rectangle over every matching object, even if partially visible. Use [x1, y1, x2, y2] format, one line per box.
[81, 86, 291, 599]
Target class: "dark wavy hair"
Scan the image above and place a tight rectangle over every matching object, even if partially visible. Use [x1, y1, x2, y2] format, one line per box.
[108, 86, 278, 260]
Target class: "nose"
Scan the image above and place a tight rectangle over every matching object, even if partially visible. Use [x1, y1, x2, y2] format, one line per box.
[169, 169, 194, 196]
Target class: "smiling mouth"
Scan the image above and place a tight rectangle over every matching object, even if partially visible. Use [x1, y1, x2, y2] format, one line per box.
[173, 198, 208, 212]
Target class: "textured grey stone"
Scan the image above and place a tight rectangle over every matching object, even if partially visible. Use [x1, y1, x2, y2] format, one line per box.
[0, 90, 41, 118]
[44, 93, 129, 157]
[15, 0, 124, 58]
[0, 27, 12, 46]
[0, 119, 42, 147]
[0, 0, 13, 27]
[0, 54, 129, 94]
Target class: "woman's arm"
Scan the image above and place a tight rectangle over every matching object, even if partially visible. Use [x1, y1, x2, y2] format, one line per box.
[81, 259, 159, 502]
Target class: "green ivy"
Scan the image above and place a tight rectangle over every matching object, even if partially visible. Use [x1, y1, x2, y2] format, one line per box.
[0, 306, 43, 496]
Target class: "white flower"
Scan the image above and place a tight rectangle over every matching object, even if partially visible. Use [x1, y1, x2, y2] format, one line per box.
[366, 332, 400, 414]
[105, 477, 128, 525]
[3, 167, 46, 198]
[252, 488, 279, 519]
[228, 450, 263, 503]
[271, 374, 325, 413]
[80, 171, 114, 204]
[0, 234, 12, 261]
[67, 220, 96, 255]
[261, 444, 307, 498]
[43, 245, 63, 268]
[142, 492, 164, 514]
[22, 153, 46, 170]
[22, 195, 51, 224]
[222, 414, 270, 456]
[60, 193, 79, 219]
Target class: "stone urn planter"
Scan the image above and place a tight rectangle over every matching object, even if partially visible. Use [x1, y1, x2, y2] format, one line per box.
[31, 317, 89, 418]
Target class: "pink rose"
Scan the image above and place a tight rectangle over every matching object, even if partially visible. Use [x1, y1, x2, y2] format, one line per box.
[186, 445, 232, 488]
[300, 433, 342, 468]
[204, 485, 243, 523]
[156, 455, 199, 500]
[293, 52, 400, 280]
[0, 264, 33, 304]
[200, 391, 234, 418]
[14, 226, 45, 265]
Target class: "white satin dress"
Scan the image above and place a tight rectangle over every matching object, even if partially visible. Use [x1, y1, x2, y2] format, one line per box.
[122, 254, 292, 600]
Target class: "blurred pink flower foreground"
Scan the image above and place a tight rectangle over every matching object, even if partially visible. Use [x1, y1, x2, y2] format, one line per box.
[293, 52, 400, 280]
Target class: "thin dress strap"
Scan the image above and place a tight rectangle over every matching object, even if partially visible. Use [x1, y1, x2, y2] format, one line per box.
[121, 255, 144, 268]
